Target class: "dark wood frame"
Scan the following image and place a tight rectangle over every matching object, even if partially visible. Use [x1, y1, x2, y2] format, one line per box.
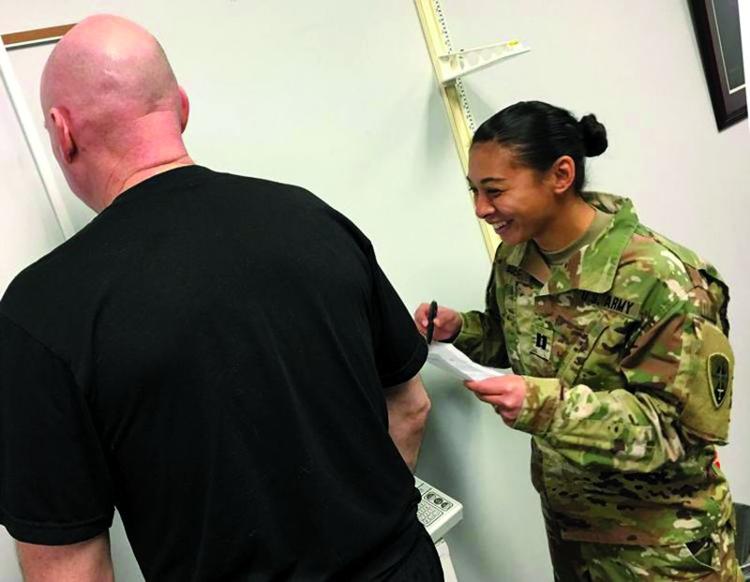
[688, 0, 747, 130]
[1, 24, 75, 50]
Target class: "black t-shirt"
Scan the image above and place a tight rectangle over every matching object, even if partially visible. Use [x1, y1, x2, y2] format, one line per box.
[0, 166, 428, 581]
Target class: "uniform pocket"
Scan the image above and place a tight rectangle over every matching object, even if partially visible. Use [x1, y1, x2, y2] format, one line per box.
[560, 312, 638, 389]
[556, 321, 607, 388]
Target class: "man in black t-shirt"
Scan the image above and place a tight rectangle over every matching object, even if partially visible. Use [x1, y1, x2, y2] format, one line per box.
[0, 15, 442, 581]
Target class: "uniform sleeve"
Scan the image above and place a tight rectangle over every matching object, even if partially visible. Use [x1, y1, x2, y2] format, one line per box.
[511, 278, 734, 473]
[369, 260, 427, 388]
[0, 314, 114, 545]
[453, 264, 510, 369]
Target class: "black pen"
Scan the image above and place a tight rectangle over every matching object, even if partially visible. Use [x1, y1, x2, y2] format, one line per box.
[425, 300, 438, 345]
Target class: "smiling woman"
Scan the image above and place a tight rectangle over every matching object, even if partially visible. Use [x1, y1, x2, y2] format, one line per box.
[415, 100, 743, 580]
[467, 102, 606, 251]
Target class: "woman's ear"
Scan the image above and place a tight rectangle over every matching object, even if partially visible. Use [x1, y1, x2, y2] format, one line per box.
[550, 155, 576, 194]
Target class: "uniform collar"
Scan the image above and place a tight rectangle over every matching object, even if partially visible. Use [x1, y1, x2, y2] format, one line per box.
[504, 193, 639, 296]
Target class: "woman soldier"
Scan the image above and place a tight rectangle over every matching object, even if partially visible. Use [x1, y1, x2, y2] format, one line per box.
[415, 101, 741, 581]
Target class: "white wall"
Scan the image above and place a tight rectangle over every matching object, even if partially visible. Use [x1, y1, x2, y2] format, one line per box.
[1, 2, 748, 581]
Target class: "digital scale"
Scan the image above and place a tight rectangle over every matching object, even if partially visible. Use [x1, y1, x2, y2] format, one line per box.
[415, 476, 463, 542]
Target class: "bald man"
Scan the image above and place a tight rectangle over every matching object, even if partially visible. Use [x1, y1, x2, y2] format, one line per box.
[0, 15, 442, 582]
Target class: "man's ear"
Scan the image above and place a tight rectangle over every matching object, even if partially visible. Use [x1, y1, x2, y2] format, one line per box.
[178, 86, 190, 133]
[49, 107, 77, 164]
[550, 155, 576, 195]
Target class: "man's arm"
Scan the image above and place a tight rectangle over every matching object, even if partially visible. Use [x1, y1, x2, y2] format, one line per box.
[385, 374, 431, 472]
[16, 532, 114, 582]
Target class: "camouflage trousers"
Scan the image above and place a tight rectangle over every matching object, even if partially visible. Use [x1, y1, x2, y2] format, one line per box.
[543, 505, 743, 581]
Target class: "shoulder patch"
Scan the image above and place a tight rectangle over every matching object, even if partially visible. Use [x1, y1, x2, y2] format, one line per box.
[679, 319, 734, 444]
[708, 353, 731, 408]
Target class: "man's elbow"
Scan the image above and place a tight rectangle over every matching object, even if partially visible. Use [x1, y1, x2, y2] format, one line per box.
[394, 387, 431, 441]
[410, 389, 431, 430]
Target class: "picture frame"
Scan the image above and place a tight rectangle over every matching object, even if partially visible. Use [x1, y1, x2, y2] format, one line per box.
[689, 0, 747, 130]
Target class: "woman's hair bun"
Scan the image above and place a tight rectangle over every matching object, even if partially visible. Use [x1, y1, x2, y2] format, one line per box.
[578, 114, 608, 157]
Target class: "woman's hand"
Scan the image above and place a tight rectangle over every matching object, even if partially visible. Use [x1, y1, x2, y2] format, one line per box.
[464, 375, 527, 425]
[413, 303, 462, 342]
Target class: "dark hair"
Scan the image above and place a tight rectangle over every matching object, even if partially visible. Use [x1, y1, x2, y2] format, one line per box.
[471, 101, 608, 192]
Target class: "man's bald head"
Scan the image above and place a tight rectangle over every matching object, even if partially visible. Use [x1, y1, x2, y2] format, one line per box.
[41, 14, 181, 120]
[40, 15, 191, 210]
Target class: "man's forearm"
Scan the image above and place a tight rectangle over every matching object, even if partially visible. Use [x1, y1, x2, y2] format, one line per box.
[17, 533, 114, 582]
[386, 375, 431, 471]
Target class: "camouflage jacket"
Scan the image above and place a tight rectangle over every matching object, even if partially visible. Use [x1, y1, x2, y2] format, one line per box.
[454, 193, 735, 545]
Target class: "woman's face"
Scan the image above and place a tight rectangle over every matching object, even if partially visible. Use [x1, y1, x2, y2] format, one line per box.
[467, 142, 557, 247]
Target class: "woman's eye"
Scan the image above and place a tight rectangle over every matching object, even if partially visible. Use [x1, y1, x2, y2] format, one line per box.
[486, 189, 503, 198]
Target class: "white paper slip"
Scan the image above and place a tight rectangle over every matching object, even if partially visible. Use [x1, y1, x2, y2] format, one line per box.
[427, 343, 507, 381]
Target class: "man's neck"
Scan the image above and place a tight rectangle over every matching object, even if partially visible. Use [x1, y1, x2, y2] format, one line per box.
[96, 154, 195, 212]
[118, 156, 195, 193]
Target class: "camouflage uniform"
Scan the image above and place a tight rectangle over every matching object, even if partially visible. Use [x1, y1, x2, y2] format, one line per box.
[453, 193, 741, 580]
